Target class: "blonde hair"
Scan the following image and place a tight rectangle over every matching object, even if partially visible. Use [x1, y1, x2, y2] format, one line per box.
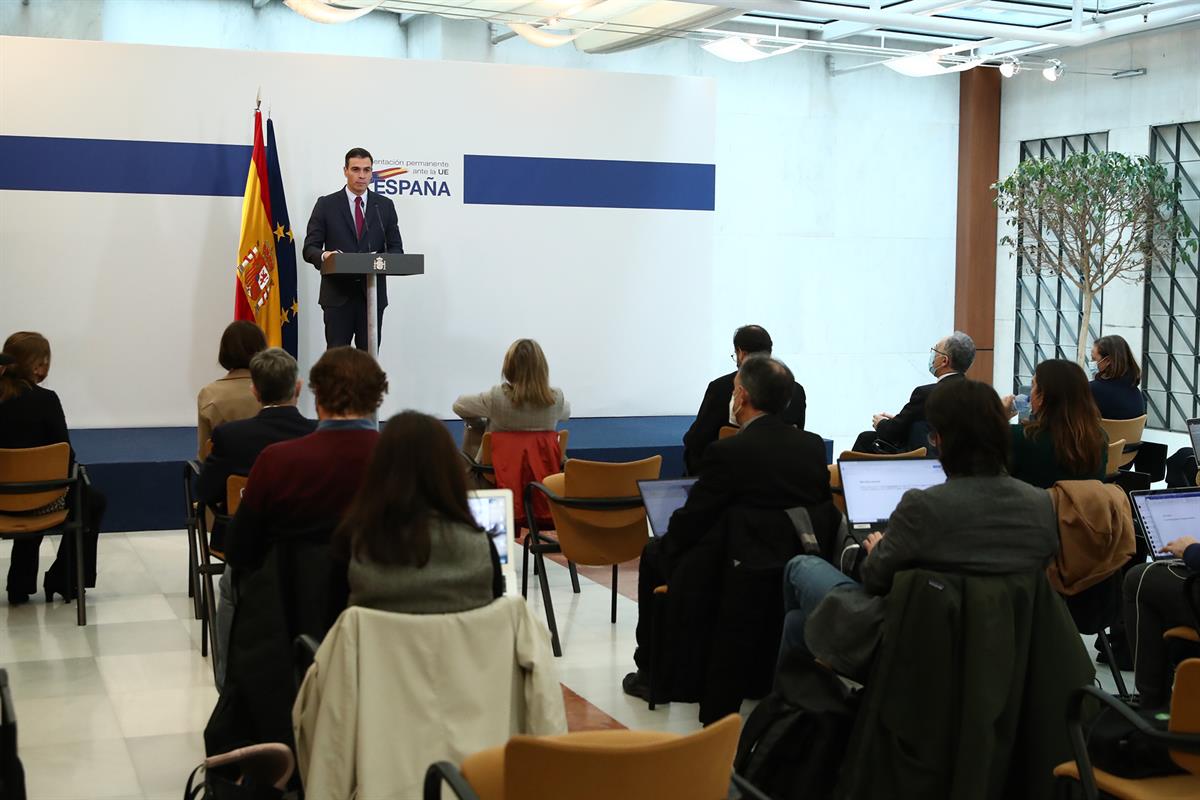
[501, 339, 555, 409]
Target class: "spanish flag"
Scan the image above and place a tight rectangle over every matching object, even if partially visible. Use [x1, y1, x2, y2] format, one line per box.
[233, 108, 282, 347]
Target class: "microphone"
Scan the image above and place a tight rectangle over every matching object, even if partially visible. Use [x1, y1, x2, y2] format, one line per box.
[375, 206, 386, 254]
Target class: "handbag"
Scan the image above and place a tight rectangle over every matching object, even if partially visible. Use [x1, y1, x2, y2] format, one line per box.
[1086, 704, 1185, 779]
[184, 743, 295, 800]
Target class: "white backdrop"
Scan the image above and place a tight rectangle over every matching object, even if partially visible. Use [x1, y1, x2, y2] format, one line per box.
[0, 35, 714, 427]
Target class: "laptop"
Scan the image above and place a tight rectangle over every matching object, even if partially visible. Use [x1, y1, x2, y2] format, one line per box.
[1188, 418, 1200, 457]
[637, 478, 698, 537]
[838, 457, 947, 535]
[468, 488, 518, 594]
[1130, 486, 1200, 560]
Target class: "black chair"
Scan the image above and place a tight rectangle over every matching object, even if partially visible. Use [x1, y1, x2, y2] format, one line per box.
[183, 460, 204, 621]
[1063, 574, 1130, 700]
[1131, 441, 1168, 483]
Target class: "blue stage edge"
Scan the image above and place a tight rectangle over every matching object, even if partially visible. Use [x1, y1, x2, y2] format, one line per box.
[74, 418, 835, 532]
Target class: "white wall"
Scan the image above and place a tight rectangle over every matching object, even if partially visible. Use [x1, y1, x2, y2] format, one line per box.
[995, 22, 1200, 447]
[1, 1, 963, 452]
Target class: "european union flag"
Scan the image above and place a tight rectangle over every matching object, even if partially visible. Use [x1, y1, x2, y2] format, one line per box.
[265, 118, 299, 359]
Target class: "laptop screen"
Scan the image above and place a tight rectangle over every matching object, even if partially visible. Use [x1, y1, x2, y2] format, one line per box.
[1188, 418, 1200, 458]
[839, 458, 947, 526]
[1132, 488, 1200, 558]
[468, 489, 514, 566]
[637, 478, 698, 537]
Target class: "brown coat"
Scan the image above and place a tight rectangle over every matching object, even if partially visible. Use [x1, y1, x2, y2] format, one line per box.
[1046, 480, 1135, 595]
[196, 369, 259, 457]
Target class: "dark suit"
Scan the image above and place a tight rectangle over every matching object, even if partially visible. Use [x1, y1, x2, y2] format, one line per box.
[0, 385, 106, 597]
[635, 414, 831, 667]
[302, 188, 404, 350]
[682, 371, 807, 475]
[196, 406, 317, 509]
[852, 371, 965, 453]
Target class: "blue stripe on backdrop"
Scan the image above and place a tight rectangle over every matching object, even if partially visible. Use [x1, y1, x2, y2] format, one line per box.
[0, 135, 250, 196]
[463, 154, 715, 211]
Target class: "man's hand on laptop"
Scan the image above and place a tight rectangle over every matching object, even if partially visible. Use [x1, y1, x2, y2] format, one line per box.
[863, 531, 884, 554]
[1162, 536, 1198, 559]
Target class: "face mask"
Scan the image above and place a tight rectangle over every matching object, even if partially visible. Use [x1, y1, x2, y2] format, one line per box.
[728, 392, 738, 425]
[1085, 359, 1098, 375]
[928, 350, 940, 377]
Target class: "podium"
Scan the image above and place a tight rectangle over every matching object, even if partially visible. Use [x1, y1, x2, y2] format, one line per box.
[321, 252, 424, 358]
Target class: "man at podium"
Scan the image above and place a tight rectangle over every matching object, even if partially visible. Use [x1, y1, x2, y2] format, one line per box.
[302, 147, 404, 351]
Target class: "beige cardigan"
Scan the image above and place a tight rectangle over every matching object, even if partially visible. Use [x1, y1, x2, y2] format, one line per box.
[293, 596, 566, 799]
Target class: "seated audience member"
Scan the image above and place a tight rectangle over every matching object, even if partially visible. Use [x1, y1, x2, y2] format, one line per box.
[682, 325, 807, 475]
[1088, 334, 1146, 421]
[1123, 537, 1198, 709]
[1004, 359, 1108, 488]
[195, 347, 316, 690]
[452, 338, 569, 457]
[623, 355, 830, 701]
[1, 332, 107, 605]
[224, 346, 386, 572]
[207, 347, 386, 756]
[336, 411, 502, 614]
[780, 378, 1059, 669]
[851, 331, 974, 454]
[196, 321, 267, 457]
[1165, 447, 1198, 488]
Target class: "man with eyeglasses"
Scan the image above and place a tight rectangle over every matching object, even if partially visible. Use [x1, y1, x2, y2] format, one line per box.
[851, 331, 975, 454]
[682, 325, 807, 475]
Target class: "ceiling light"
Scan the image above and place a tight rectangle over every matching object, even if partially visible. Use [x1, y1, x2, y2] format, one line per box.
[283, 0, 382, 24]
[701, 37, 803, 63]
[883, 51, 980, 78]
[1112, 67, 1147, 79]
[1042, 59, 1064, 81]
[507, 22, 580, 48]
[999, 57, 1021, 78]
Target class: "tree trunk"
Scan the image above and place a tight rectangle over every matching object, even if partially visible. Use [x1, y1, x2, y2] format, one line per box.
[1077, 289, 1094, 367]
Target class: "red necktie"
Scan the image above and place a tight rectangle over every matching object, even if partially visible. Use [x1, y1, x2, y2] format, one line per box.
[355, 196, 365, 239]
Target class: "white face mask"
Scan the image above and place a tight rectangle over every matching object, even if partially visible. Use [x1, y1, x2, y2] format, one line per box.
[928, 349, 941, 377]
[728, 391, 739, 425]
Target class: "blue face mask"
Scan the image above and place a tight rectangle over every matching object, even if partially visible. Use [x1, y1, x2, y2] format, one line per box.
[928, 349, 941, 376]
[1085, 359, 1099, 375]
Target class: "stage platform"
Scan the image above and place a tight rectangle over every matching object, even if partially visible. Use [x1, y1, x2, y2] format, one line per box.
[75, 417, 834, 532]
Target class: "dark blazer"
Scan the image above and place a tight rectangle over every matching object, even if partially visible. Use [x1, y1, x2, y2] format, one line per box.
[665, 414, 829, 570]
[0, 385, 69, 452]
[195, 406, 317, 508]
[1089, 375, 1146, 421]
[874, 372, 965, 446]
[302, 188, 403, 309]
[682, 372, 807, 475]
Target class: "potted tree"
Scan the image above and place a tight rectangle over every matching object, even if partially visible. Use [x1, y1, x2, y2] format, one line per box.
[993, 151, 1195, 366]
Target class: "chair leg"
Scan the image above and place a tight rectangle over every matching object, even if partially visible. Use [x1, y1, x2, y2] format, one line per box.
[1096, 630, 1130, 700]
[73, 522, 86, 626]
[568, 561, 581, 594]
[204, 570, 220, 673]
[535, 551, 562, 657]
[199, 568, 210, 658]
[611, 565, 618, 624]
[521, 532, 532, 598]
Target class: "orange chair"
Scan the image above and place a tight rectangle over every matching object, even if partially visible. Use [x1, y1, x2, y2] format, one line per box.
[1100, 415, 1147, 471]
[718, 425, 738, 440]
[1054, 659, 1200, 799]
[1164, 574, 1200, 664]
[523, 456, 661, 657]
[0, 443, 88, 624]
[424, 714, 748, 800]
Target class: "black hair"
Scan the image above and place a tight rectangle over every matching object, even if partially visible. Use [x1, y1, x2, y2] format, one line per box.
[925, 378, 1009, 477]
[733, 325, 773, 355]
[344, 147, 373, 167]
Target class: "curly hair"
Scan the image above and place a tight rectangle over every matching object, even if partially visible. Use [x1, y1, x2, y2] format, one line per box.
[309, 347, 388, 417]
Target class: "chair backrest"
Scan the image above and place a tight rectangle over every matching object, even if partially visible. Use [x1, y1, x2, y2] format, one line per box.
[839, 447, 927, 461]
[1100, 415, 1147, 450]
[0, 443, 70, 512]
[201, 438, 214, 460]
[1169, 658, 1200, 774]
[1104, 439, 1126, 477]
[718, 425, 738, 440]
[547, 456, 662, 566]
[1103, 414, 1146, 471]
[227, 475, 248, 515]
[499, 713, 741, 800]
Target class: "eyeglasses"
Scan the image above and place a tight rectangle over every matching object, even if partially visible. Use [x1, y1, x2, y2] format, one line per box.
[730, 353, 737, 363]
[930, 348, 948, 356]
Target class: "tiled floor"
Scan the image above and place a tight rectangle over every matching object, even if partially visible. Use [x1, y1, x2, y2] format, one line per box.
[2, 530, 1134, 799]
